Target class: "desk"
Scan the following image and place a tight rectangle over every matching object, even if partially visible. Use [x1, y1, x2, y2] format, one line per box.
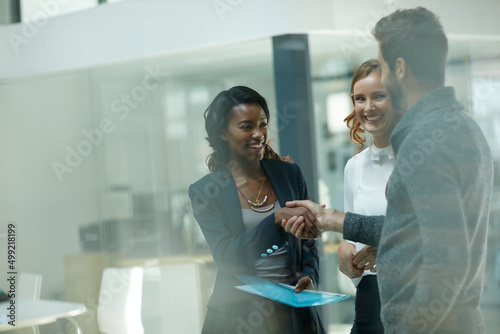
[0, 299, 86, 332]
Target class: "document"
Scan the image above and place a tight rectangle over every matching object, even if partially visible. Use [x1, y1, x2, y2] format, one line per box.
[235, 274, 349, 308]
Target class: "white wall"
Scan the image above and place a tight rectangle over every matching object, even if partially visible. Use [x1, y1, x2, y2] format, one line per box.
[0, 71, 101, 297]
[20, 0, 98, 22]
[0, 0, 336, 80]
[1, 0, 500, 81]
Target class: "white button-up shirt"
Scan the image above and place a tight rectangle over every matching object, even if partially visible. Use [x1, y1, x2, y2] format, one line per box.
[343, 144, 396, 287]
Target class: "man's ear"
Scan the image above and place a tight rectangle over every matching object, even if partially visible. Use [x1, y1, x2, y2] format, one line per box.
[395, 57, 406, 81]
[219, 133, 227, 141]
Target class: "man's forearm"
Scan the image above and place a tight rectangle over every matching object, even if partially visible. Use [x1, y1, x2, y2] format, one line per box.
[342, 212, 384, 247]
[322, 209, 345, 234]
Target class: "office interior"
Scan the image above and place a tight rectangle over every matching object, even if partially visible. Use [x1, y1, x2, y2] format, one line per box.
[1, 0, 499, 333]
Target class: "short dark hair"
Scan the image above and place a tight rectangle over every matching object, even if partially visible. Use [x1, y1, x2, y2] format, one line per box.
[373, 7, 448, 85]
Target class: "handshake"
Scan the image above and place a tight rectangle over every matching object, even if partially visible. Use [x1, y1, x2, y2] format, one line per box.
[275, 200, 346, 239]
[278, 200, 378, 279]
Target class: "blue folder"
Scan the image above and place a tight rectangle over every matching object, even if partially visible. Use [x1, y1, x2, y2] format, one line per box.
[235, 274, 350, 308]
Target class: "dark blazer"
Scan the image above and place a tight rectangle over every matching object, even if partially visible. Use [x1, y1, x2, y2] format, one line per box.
[189, 159, 325, 334]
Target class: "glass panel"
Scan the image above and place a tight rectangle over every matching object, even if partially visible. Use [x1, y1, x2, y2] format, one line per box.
[309, 33, 500, 333]
[3, 24, 499, 333]
[86, 37, 277, 333]
[0, 37, 276, 333]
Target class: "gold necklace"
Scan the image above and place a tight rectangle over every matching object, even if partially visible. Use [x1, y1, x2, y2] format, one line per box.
[250, 181, 275, 213]
[240, 177, 265, 206]
[235, 178, 275, 212]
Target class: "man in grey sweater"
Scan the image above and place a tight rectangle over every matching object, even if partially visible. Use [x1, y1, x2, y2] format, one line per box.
[284, 7, 493, 334]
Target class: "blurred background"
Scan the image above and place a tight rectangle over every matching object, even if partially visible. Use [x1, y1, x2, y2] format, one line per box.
[1, 0, 499, 333]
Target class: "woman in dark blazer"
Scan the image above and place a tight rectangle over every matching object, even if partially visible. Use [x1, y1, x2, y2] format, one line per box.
[189, 86, 325, 334]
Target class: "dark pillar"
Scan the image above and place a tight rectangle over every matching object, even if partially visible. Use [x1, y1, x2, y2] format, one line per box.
[272, 34, 318, 202]
[0, 0, 21, 24]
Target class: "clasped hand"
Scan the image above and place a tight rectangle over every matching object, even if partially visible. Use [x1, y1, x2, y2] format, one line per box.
[338, 242, 377, 279]
[279, 200, 346, 239]
[275, 206, 321, 238]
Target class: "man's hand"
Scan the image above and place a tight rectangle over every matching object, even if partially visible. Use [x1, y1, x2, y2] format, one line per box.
[353, 246, 378, 272]
[337, 242, 363, 279]
[294, 276, 314, 293]
[284, 200, 346, 234]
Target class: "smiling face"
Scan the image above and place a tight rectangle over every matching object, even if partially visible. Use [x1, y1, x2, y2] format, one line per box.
[353, 72, 397, 147]
[221, 103, 268, 165]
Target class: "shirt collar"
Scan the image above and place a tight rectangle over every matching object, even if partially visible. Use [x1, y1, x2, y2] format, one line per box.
[369, 144, 395, 161]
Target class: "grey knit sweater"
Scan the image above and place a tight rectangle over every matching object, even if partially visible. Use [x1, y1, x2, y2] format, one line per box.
[343, 87, 493, 334]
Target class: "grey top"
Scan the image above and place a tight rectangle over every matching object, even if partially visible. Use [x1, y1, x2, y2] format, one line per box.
[242, 201, 289, 283]
[344, 87, 493, 334]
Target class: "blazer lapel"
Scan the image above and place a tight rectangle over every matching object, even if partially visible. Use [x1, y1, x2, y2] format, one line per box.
[216, 166, 246, 236]
[261, 160, 291, 208]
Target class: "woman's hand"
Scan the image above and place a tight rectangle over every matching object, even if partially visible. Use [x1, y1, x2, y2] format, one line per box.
[353, 245, 378, 272]
[337, 242, 363, 279]
[294, 276, 314, 293]
[275, 207, 321, 237]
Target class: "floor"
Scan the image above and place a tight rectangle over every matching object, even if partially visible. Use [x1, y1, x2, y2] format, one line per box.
[328, 323, 352, 333]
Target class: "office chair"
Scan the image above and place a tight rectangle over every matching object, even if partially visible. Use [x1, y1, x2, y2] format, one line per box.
[97, 267, 144, 334]
[18, 272, 42, 300]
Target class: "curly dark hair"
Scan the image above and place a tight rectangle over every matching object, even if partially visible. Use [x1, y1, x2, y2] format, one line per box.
[204, 86, 288, 172]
